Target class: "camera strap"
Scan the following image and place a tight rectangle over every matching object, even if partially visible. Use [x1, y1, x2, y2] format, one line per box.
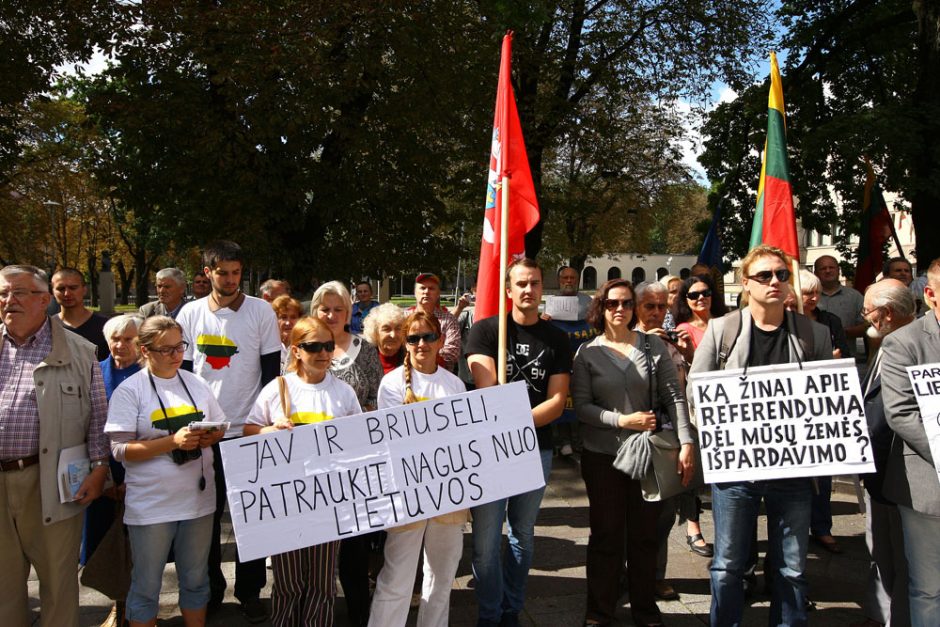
[148, 371, 199, 432]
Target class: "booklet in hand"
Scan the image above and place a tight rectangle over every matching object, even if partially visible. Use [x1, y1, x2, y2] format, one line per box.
[188, 421, 230, 433]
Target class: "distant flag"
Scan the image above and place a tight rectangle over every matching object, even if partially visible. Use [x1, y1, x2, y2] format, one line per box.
[854, 158, 902, 293]
[698, 198, 724, 270]
[475, 31, 541, 321]
[749, 52, 799, 258]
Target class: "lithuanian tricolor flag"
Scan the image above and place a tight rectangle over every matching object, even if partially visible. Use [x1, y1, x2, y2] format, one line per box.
[196, 334, 239, 370]
[749, 52, 798, 258]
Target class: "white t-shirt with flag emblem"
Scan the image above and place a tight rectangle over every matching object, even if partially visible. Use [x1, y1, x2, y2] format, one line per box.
[377, 364, 466, 409]
[177, 295, 281, 436]
[105, 368, 226, 525]
[246, 371, 362, 429]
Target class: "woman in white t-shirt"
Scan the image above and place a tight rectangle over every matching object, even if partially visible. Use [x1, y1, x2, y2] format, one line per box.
[244, 316, 361, 627]
[369, 311, 467, 627]
[105, 316, 226, 627]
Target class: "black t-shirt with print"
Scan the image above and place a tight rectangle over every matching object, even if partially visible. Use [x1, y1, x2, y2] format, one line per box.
[465, 315, 573, 450]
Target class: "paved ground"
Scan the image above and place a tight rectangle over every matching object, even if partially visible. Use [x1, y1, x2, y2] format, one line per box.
[48, 456, 871, 626]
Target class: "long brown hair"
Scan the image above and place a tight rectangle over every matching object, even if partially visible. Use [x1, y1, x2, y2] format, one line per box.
[401, 311, 443, 404]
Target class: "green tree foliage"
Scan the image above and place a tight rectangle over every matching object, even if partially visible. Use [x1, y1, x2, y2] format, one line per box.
[700, 0, 940, 269]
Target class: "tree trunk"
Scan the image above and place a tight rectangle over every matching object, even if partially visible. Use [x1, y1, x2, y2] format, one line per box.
[116, 260, 133, 305]
[86, 249, 98, 308]
[134, 248, 152, 306]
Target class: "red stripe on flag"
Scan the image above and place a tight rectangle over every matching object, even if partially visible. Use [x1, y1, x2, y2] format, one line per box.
[760, 175, 799, 259]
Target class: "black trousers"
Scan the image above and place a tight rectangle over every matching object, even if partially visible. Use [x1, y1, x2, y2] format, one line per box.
[209, 440, 267, 604]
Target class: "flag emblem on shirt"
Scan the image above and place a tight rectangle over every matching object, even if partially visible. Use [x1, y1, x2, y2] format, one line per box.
[196, 334, 239, 369]
[150, 405, 200, 432]
[289, 411, 334, 425]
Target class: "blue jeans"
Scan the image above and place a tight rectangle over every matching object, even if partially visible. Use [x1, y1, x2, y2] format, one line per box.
[710, 479, 812, 627]
[126, 514, 213, 622]
[471, 447, 552, 625]
[898, 505, 940, 627]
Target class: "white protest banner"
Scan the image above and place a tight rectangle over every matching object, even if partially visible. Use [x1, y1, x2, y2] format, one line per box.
[220, 381, 543, 561]
[688, 358, 875, 483]
[906, 362, 940, 482]
[544, 295, 579, 321]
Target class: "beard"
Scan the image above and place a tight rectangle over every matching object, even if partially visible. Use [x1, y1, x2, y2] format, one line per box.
[866, 322, 892, 339]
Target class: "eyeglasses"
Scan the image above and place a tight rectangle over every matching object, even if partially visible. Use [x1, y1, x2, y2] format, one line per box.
[149, 341, 189, 356]
[406, 332, 440, 345]
[297, 340, 336, 353]
[686, 289, 712, 300]
[0, 289, 47, 302]
[603, 298, 635, 311]
[860, 306, 883, 318]
[747, 268, 791, 284]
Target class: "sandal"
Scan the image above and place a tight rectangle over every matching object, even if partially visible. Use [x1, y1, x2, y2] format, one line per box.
[687, 533, 714, 557]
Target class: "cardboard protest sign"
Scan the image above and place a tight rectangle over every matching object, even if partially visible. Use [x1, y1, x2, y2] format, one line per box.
[689, 358, 874, 483]
[220, 382, 543, 561]
[906, 363, 940, 482]
[544, 296, 580, 321]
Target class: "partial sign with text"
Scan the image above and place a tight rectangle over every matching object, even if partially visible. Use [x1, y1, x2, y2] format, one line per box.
[689, 358, 875, 483]
[906, 362, 940, 483]
[220, 382, 543, 561]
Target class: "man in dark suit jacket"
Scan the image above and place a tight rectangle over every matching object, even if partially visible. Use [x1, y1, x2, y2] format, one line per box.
[881, 258, 940, 626]
[856, 279, 915, 627]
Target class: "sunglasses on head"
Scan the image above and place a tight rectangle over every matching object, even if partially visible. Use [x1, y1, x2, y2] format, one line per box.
[686, 289, 712, 300]
[406, 332, 440, 345]
[297, 340, 335, 353]
[747, 268, 791, 284]
[603, 298, 634, 311]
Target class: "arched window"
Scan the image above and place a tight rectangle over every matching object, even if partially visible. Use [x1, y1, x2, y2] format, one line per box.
[583, 266, 597, 291]
[607, 267, 621, 280]
[632, 267, 646, 284]
[657, 267, 668, 280]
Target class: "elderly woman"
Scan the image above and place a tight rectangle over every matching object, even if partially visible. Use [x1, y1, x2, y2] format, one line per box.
[82, 313, 145, 625]
[573, 279, 695, 627]
[310, 280, 383, 627]
[271, 294, 304, 373]
[659, 275, 681, 330]
[362, 302, 407, 374]
[244, 317, 361, 626]
[105, 316, 226, 627]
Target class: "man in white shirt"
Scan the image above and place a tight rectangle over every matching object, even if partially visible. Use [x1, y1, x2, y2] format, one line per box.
[177, 240, 281, 623]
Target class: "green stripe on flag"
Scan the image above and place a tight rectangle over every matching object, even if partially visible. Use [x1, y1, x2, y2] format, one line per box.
[764, 109, 789, 182]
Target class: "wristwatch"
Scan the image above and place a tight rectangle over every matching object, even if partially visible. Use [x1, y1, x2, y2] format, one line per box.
[90, 459, 109, 469]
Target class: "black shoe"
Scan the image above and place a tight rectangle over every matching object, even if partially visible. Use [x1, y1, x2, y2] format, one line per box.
[687, 533, 714, 557]
[239, 597, 269, 624]
[499, 612, 520, 627]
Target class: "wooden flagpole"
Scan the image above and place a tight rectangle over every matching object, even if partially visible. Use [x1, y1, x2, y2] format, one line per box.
[497, 176, 510, 384]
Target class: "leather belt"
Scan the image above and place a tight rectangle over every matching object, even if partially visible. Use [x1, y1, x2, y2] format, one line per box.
[0, 454, 40, 472]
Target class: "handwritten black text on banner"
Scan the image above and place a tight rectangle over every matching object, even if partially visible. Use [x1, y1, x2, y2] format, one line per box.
[906, 363, 940, 483]
[689, 358, 875, 483]
[220, 381, 543, 561]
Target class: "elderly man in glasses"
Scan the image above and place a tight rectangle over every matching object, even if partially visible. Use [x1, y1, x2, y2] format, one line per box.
[689, 245, 834, 627]
[0, 264, 110, 627]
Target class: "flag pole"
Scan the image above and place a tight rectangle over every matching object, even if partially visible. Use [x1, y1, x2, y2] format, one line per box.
[498, 176, 510, 385]
[792, 257, 803, 315]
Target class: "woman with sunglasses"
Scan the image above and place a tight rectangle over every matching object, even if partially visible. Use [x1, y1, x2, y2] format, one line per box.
[104, 316, 227, 627]
[573, 279, 694, 627]
[244, 316, 361, 627]
[311, 280, 383, 626]
[674, 274, 728, 350]
[369, 311, 467, 627]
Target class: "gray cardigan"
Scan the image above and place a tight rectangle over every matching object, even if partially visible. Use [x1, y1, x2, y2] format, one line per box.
[572, 333, 693, 456]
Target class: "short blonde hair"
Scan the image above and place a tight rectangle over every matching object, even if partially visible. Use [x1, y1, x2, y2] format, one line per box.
[271, 294, 303, 318]
[741, 245, 792, 280]
[310, 281, 352, 324]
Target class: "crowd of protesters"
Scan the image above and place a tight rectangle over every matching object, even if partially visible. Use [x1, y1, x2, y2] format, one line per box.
[2, 240, 939, 627]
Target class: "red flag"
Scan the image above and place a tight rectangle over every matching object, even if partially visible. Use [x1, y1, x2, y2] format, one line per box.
[475, 32, 541, 321]
[854, 159, 895, 292]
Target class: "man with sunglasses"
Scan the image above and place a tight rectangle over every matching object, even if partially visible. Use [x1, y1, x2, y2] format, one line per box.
[0, 264, 110, 627]
[814, 255, 866, 360]
[465, 258, 572, 627]
[880, 258, 940, 626]
[689, 245, 833, 627]
[176, 240, 281, 623]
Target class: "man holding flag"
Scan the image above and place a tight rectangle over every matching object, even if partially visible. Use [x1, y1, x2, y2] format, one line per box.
[465, 33, 570, 627]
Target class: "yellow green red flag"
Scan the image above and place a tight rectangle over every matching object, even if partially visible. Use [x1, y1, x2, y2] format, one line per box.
[749, 52, 798, 258]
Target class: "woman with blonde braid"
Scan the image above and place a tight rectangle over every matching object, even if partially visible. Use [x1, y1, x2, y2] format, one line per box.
[243, 317, 361, 626]
[368, 311, 467, 627]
